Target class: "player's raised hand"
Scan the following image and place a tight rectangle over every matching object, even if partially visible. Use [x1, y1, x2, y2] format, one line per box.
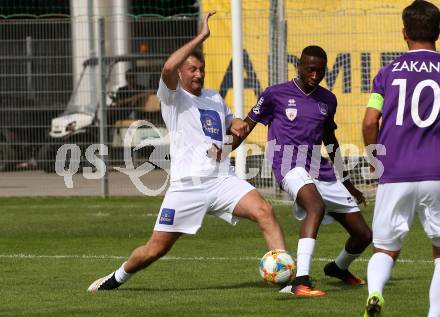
[199, 11, 216, 40]
[230, 118, 250, 139]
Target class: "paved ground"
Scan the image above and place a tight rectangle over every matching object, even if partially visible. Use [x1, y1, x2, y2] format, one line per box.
[0, 169, 169, 197]
[0, 169, 376, 201]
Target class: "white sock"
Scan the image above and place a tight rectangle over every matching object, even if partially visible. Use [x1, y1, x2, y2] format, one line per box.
[296, 238, 316, 277]
[115, 262, 132, 284]
[367, 252, 394, 295]
[428, 258, 440, 317]
[335, 248, 361, 270]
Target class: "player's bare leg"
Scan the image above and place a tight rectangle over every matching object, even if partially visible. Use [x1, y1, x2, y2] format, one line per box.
[297, 184, 325, 239]
[325, 211, 372, 285]
[232, 189, 286, 251]
[428, 244, 440, 317]
[88, 231, 181, 292]
[125, 231, 182, 272]
[285, 184, 326, 297]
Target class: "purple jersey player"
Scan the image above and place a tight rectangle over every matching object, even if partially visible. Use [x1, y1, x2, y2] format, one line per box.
[370, 52, 440, 183]
[232, 45, 372, 297]
[362, 1, 440, 316]
[247, 69, 338, 185]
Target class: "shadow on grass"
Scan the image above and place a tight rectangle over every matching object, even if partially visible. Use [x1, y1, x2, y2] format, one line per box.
[119, 281, 268, 292]
[323, 280, 367, 288]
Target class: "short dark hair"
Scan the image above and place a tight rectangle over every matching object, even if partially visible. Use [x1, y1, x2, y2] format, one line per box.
[189, 47, 205, 62]
[300, 45, 327, 62]
[403, 0, 440, 42]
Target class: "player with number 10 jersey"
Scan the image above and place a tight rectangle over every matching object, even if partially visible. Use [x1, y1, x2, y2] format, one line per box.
[369, 49, 440, 183]
[362, 2, 440, 316]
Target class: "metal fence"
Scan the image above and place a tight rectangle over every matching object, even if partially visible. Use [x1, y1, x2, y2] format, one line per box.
[0, 16, 197, 196]
[0, 4, 411, 198]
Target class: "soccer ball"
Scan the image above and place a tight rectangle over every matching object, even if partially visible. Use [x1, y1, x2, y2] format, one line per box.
[259, 249, 295, 285]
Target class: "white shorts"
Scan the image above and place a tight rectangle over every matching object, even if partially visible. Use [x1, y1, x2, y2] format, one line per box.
[154, 176, 255, 234]
[372, 181, 440, 251]
[281, 167, 359, 225]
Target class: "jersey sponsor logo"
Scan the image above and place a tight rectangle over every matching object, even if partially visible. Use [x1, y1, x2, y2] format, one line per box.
[252, 97, 264, 114]
[318, 103, 328, 115]
[198, 109, 223, 142]
[288, 98, 296, 106]
[159, 208, 175, 225]
[285, 108, 297, 121]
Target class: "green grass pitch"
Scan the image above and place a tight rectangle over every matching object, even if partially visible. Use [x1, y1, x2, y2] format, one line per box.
[0, 197, 434, 316]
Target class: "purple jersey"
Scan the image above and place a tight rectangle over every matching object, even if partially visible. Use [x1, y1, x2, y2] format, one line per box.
[372, 50, 440, 183]
[248, 80, 338, 185]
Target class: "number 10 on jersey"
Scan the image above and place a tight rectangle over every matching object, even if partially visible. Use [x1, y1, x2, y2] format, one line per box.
[392, 78, 440, 128]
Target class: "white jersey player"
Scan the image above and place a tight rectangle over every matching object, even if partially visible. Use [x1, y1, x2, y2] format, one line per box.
[87, 12, 286, 292]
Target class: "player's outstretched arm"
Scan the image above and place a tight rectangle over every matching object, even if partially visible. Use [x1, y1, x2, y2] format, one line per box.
[229, 118, 250, 139]
[229, 116, 257, 151]
[207, 116, 257, 162]
[161, 11, 216, 90]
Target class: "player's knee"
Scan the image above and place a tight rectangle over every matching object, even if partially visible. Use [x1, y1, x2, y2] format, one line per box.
[316, 200, 325, 214]
[143, 244, 170, 262]
[373, 247, 400, 260]
[364, 229, 373, 245]
[357, 228, 373, 247]
[144, 249, 167, 262]
[306, 200, 325, 221]
[254, 200, 275, 224]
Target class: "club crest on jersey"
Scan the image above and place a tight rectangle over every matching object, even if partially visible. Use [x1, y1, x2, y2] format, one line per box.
[318, 103, 328, 115]
[285, 108, 297, 121]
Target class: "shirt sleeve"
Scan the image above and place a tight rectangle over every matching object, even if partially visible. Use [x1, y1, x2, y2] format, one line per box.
[247, 89, 273, 126]
[157, 77, 178, 106]
[224, 101, 234, 130]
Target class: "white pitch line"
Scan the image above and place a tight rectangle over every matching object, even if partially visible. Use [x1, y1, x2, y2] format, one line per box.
[1, 204, 148, 210]
[0, 254, 434, 264]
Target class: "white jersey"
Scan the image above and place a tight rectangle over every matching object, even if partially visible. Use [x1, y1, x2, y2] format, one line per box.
[157, 78, 235, 182]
